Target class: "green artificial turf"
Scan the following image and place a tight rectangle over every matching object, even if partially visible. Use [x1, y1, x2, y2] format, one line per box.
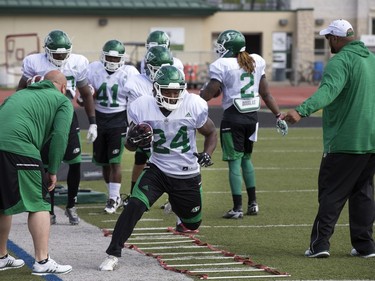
[4, 127, 375, 280]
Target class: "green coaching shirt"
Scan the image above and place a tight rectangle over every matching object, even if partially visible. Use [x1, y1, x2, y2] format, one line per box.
[295, 41, 375, 154]
[0, 80, 73, 174]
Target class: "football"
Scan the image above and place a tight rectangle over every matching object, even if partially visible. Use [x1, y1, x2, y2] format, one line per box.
[128, 122, 153, 147]
[26, 75, 43, 86]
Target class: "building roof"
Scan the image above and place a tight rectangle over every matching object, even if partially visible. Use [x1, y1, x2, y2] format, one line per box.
[0, 0, 219, 16]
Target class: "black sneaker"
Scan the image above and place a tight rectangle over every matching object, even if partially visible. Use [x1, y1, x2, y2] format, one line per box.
[350, 248, 375, 258]
[304, 249, 330, 258]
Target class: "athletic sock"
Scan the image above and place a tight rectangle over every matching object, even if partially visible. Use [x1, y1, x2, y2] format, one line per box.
[246, 187, 256, 205]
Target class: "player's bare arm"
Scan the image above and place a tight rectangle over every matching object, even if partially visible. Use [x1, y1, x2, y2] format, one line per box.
[200, 79, 222, 101]
[197, 117, 217, 157]
[258, 75, 283, 117]
[78, 84, 96, 118]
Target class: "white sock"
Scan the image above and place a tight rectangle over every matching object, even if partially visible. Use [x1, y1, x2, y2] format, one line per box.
[109, 182, 121, 200]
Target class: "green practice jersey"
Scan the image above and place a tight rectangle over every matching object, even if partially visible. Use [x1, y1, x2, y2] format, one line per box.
[0, 80, 73, 173]
[296, 41, 375, 154]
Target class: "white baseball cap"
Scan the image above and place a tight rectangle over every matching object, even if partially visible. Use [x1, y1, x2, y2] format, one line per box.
[319, 19, 354, 37]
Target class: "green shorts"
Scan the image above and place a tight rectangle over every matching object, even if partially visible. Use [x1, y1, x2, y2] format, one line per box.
[0, 150, 51, 215]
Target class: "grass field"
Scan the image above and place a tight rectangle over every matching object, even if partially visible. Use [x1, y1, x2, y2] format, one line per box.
[5, 126, 375, 280]
[78, 126, 374, 280]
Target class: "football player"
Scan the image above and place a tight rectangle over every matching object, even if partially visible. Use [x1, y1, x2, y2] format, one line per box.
[99, 65, 217, 271]
[200, 30, 287, 219]
[16, 30, 97, 225]
[140, 30, 184, 75]
[87, 40, 139, 214]
[124, 45, 173, 200]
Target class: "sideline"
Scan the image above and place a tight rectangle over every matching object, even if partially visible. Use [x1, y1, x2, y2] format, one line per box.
[7, 207, 192, 281]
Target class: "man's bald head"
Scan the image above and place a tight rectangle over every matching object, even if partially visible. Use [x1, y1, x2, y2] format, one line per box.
[44, 70, 67, 95]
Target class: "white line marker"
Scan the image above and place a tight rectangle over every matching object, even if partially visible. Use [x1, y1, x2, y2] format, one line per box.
[162, 256, 234, 261]
[191, 268, 264, 273]
[203, 274, 291, 279]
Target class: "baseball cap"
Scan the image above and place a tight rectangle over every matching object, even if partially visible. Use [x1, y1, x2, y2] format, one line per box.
[319, 19, 354, 37]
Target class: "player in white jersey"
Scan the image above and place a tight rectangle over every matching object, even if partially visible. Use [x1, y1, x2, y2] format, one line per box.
[200, 30, 287, 219]
[124, 45, 173, 199]
[87, 40, 139, 214]
[16, 30, 97, 225]
[139, 30, 184, 75]
[99, 65, 217, 271]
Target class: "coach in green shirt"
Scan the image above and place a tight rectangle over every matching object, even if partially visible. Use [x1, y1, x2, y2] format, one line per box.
[285, 19, 375, 259]
[0, 70, 74, 275]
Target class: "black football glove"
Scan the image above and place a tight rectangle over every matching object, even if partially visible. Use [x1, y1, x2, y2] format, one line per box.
[193, 152, 213, 167]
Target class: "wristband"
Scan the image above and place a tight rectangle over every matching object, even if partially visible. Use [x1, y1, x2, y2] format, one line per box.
[275, 113, 281, 119]
[88, 116, 96, 125]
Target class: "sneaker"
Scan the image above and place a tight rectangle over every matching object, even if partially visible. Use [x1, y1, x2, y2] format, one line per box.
[222, 209, 243, 219]
[304, 249, 330, 258]
[175, 223, 199, 234]
[247, 202, 259, 215]
[350, 248, 375, 258]
[32, 257, 72, 275]
[0, 254, 25, 271]
[104, 197, 122, 214]
[99, 255, 118, 271]
[65, 207, 80, 225]
[50, 214, 56, 225]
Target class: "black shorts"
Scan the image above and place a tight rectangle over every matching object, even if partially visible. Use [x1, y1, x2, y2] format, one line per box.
[41, 111, 81, 165]
[0, 150, 50, 215]
[93, 127, 126, 165]
[132, 163, 202, 223]
[220, 119, 256, 160]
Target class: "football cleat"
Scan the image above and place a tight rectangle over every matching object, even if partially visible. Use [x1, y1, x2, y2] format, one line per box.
[246, 202, 259, 215]
[104, 197, 122, 214]
[222, 209, 243, 219]
[99, 255, 118, 271]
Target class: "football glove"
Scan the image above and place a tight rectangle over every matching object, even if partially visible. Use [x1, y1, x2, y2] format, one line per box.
[193, 152, 213, 167]
[127, 123, 153, 148]
[276, 118, 288, 136]
[87, 124, 98, 143]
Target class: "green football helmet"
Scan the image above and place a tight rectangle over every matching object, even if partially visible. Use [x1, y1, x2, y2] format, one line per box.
[101, 40, 126, 72]
[44, 30, 72, 67]
[153, 65, 186, 111]
[146, 30, 170, 50]
[215, 30, 246, 58]
[144, 46, 173, 81]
